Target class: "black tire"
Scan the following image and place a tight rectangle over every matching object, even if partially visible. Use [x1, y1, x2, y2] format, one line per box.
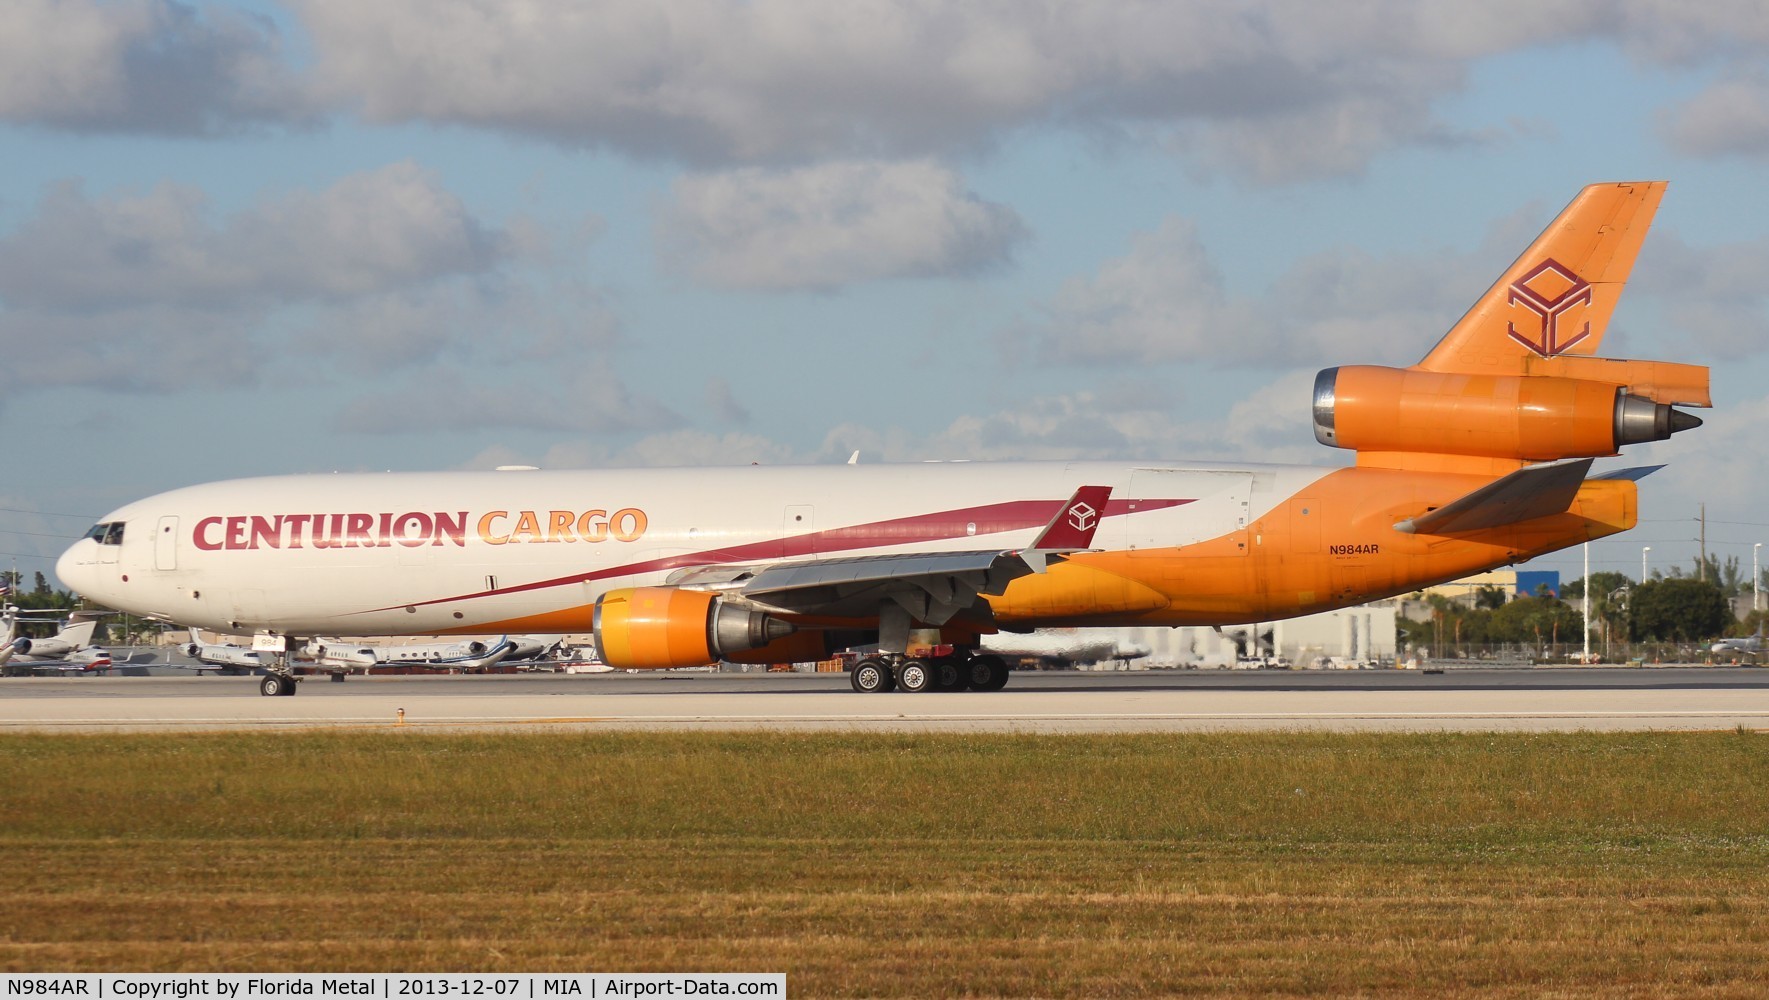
[967, 654, 1010, 692]
[259, 674, 283, 697]
[277, 674, 297, 696]
[930, 658, 965, 692]
[897, 658, 932, 693]
[850, 657, 889, 693]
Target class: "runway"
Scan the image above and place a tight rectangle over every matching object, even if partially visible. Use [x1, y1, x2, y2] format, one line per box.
[3, 667, 1767, 732]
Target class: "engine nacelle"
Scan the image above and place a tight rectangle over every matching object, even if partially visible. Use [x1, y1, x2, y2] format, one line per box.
[721, 630, 843, 665]
[593, 587, 795, 669]
[11, 638, 32, 655]
[1312, 366, 1702, 461]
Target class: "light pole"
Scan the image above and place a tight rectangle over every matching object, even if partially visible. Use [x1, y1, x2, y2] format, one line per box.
[1582, 542, 1591, 665]
[1755, 543, 1762, 614]
[1642, 546, 1651, 582]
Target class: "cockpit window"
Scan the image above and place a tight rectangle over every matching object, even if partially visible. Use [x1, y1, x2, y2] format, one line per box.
[86, 522, 125, 545]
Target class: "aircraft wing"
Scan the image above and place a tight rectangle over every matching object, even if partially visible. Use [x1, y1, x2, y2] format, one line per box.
[1395, 459, 1594, 536]
[668, 485, 1114, 626]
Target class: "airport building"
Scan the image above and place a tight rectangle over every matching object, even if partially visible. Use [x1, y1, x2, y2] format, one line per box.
[983, 604, 1398, 669]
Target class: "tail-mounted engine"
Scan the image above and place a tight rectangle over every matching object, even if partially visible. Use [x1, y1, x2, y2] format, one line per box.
[1312, 365, 1704, 461]
[593, 587, 796, 669]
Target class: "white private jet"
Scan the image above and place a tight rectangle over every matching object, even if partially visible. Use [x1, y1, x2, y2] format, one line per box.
[303, 636, 518, 672]
[981, 629, 1153, 667]
[183, 629, 272, 673]
[1711, 627, 1765, 659]
[1, 605, 112, 675]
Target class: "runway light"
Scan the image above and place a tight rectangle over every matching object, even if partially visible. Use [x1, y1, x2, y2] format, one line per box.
[396, 707, 405, 726]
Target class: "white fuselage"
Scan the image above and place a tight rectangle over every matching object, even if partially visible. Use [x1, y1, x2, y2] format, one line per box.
[57, 461, 1331, 637]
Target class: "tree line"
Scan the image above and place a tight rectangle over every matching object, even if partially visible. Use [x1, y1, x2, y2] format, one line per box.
[1402, 569, 1747, 653]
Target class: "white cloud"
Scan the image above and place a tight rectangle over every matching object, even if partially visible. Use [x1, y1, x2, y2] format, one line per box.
[1008, 218, 1259, 366]
[0, 164, 585, 393]
[0, 163, 504, 310]
[657, 160, 1025, 290]
[1631, 232, 1769, 360]
[1660, 71, 1769, 159]
[11, 1, 1769, 177]
[464, 431, 801, 471]
[480, 369, 1336, 472]
[284, 0, 1618, 180]
[330, 366, 683, 436]
[1632, 388, 1769, 518]
[0, 0, 310, 133]
[1008, 205, 1546, 369]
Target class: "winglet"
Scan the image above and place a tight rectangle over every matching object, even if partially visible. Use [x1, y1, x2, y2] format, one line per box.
[1021, 485, 1113, 573]
[1590, 465, 1665, 482]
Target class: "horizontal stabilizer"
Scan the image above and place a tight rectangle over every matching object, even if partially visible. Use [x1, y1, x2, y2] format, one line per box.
[1395, 459, 1594, 536]
[1590, 465, 1664, 482]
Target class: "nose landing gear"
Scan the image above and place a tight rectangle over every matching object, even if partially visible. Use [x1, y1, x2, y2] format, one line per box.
[259, 672, 297, 697]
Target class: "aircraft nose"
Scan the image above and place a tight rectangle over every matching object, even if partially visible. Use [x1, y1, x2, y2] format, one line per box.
[55, 541, 95, 598]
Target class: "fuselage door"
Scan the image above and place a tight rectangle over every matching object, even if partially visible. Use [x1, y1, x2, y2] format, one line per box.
[155, 516, 179, 571]
[783, 505, 815, 558]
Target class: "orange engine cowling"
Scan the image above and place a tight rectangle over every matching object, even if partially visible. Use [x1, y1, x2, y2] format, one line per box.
[593, 587, 795, 669]
[1312, 366, 1702, 461]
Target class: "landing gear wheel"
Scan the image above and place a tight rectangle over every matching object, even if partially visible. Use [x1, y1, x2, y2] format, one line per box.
[897, 658, 932, 693]
[850, 657, 891, 693]
[930, 658, 965, 692]
[259, 674, 296, 697]
[966, 654, 1010, 692]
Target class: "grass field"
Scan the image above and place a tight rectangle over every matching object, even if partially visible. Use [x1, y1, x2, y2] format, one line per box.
[2, 730, 1767, 997]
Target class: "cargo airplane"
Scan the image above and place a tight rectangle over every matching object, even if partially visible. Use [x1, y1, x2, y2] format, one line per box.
[56, 182, 1709, 697]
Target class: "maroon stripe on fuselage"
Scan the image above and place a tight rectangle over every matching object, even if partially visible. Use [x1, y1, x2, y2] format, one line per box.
[352, 497, 1192, 616]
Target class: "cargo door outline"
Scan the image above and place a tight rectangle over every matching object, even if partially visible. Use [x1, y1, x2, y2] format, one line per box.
[1127, 470, 1252, 557]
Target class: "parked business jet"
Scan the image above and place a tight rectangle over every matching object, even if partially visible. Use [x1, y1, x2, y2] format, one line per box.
[185, 629, 268, 668]
[303, 636, 518, 672]
[1711, 627, 1764, 659]
[57, 182, 1709, 697]
[1, 606, 111, 675]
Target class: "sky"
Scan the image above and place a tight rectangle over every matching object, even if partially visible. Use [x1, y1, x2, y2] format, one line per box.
[3, 0, 1768, 596]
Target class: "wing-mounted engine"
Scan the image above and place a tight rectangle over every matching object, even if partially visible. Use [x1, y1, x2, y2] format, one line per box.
[593, 587, 796, 669]
[1312, 364, 1706, 462]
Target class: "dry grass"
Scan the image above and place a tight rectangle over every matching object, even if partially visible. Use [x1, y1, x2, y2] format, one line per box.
[2, 731, 1767, 997]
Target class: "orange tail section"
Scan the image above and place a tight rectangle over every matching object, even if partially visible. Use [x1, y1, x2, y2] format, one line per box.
[1313, 180, 1708, 474]
[1418, 181, 1665, 375]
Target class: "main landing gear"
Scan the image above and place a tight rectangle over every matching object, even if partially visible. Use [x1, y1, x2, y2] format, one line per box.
[849, 652, 1010, 694]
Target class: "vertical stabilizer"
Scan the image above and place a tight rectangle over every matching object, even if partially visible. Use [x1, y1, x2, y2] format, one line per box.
[1417, 181, 1666, 375]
